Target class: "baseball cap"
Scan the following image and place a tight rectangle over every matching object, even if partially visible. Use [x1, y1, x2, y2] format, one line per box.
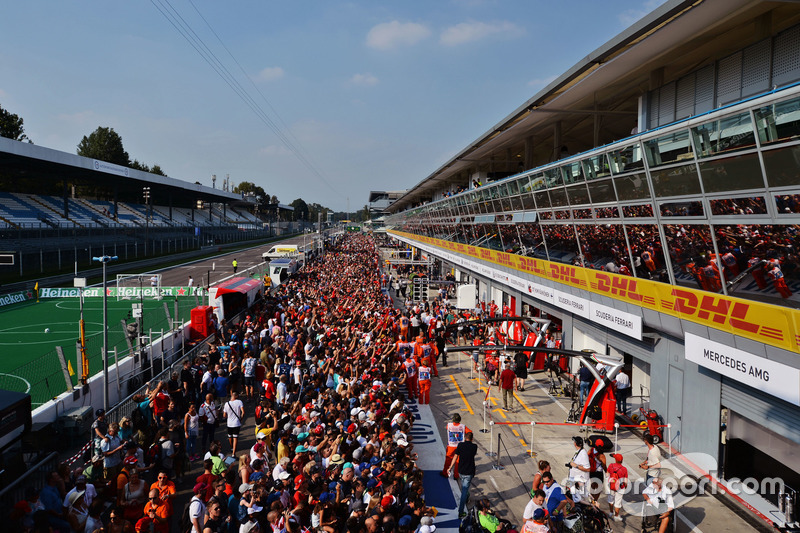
[193, 482, 208, 494]
[295, 445, 309, 453]
[533, 508, 546, 521]
[124, 456, 138, 466]
[278, 471, 291, 481]
[380, 495, 394, 508]
[613, 453, 623, 463]
[366, 478, 382, 489]
[91, 454, 103, 463]
[247, 504, 263, 515]
[239, 483, 252, 494]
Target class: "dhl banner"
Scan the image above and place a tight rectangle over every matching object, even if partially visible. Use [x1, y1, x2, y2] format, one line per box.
[391, 230, 800, 355]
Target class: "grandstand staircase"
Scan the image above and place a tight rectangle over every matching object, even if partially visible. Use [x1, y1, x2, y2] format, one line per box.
[77, 198, 117, 224]
[151, 206, 175, 225]
[0, 214, 18, 229]
[29, 196, 83, 228]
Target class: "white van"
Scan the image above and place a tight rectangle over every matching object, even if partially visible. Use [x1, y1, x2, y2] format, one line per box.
[262, 244, 299, 260]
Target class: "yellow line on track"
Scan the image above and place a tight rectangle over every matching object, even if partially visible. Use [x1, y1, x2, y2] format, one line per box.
[513, 391, 536, 415]
[449, 375, 474, 415]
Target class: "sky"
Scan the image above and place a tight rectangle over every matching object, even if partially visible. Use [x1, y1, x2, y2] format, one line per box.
[0, 0, 665, 212]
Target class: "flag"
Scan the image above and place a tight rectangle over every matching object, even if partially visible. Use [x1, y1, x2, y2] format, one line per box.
[68, 360, 75, 376]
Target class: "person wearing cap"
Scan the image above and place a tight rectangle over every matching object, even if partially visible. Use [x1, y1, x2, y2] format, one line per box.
[83, 453, 106, 486]
[65, 489, 88, 533]
[189, 483, 208, 533]
[606, 453, 628, 522]
[91, 409, 108, 456]
[521, 508, 549, 533]
[64, 473, 97, 511]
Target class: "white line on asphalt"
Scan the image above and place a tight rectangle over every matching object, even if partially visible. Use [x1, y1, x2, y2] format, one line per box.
[676, 510, 704, 532]
[530, 377, 569, 413]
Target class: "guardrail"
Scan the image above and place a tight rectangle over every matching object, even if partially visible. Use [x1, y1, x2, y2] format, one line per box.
[0, 452, 59, 522]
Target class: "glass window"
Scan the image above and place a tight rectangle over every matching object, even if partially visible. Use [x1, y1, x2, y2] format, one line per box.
[499, 194, 514, 213]
[576, 224, 627, 268]
[507, 179, 520, 196]
[534, 191, 551, 208]
[754, 96, 800, 146]
[549, 187, 569, 207]
[520, 192, 535, 211]
[539, 211, 553, 220]
[516, 222, 546, 258]
[561, 162, 584, 185]
[609, 144, 645, 174]
[529, 174, 546, 192]
[582, 154, 611, 180]
[497, 224, 518, 253]
[698, 152, 764, 193]
[509, 195, 523, 211]
[613, 173, 650, 201]
[573, 209, 592, 219]
[776, 194, 800, 214]
[543, 168, 563, 188]
[555, 210, 571, 220]
[650, 164, 701, 197]
[626, 224, 666, 279]
[587, 179, 617, 203]
[566, 184, 591, 206]
[709, 196, 767, 215]
[644, 130, 694, 167]
[595, 207, 620, 218]
[623, 204, 654, 218]
[541, 224, 579, 264]
[762, 145, 800, 188]
[660, 201, 704, 217]
[691, 111, 756, 157]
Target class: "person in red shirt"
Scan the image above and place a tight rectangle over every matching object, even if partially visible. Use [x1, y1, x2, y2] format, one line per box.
[499, 360, 517, 412]
[418, 358, 432, 405]
[262, 372, 277, 406]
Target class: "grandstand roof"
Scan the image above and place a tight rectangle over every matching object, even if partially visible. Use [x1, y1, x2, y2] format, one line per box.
[388, 0, 800, 212]
[0, 136, 245, 208]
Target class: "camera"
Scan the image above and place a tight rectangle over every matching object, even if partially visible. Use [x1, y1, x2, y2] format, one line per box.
[565, 463, 571, 468]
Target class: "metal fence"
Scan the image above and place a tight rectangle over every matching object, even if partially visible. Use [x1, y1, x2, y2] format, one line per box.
[0, 452, 59, 524]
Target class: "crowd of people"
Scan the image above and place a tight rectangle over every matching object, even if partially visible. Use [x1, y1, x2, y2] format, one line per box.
[13, 235, 463, 533]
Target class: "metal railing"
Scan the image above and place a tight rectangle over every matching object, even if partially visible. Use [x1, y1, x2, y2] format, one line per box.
[0, 452, 59, 521]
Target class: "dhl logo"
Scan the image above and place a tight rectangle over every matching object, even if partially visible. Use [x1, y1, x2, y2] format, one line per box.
[593, 273, 644, 302]
[497, 253, 513, 267]
[479, 249, 493, 260]
[670, 289, 782, 341]
[549, 264, 582, 285]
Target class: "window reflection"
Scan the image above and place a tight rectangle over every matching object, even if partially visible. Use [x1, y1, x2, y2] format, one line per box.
[566, 183, 591, 206]
[562, 161, 585, 185]
[587, 179, 617, 203]
[544, 168, 563, 188]
[582, 154, 612, 180]
[609, 144, 645, 174]
[622, 204, 654, 217]
[754, 96, 800, 146]
[714, 223, 800, 299]
[709, 197, 767, 215]
[626, 224, 668, 281]
[663, 224, 719, 291]
[613, 173, 650, 201]
[534, 191, 551, 209]
[575, 224, 630, 273]
[691, 111, 756, 157]
[762, 145, 800, 187]
[698, 152, 764, 193]
[644, 130, 694, 167]
[651, 164, 702, 197]
[497, 224, 519, 253]
[516, 222, 546, 258]
[660, 201, 704, 217]
[775, 194, 800, 214]
[595, 207, 620, 219]
[541, 224, 580, 264]
[549, 187, 569, 207]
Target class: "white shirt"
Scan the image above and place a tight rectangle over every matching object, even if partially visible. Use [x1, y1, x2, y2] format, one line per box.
[569, 448, 591, 485]
[643, 483, 674, 511]
[523, 499, 542, 520]
[223, 399, 244, 428]
[189, 495, 206, 533]
[199, 402, 218, 425]
[614, 371, 631, 390]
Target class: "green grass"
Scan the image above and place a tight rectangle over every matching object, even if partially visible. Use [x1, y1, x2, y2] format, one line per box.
[0, 295, 200, 406]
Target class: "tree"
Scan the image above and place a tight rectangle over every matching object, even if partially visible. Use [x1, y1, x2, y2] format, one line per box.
[0, 104, 31, 142]
[232, 181, 266, 198]
[290, 198, 309, 221]
[270, 195, 279, 205]
[77, 127, 130, 166]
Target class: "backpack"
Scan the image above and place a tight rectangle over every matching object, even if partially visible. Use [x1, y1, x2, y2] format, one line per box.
[180, 497, 198, 533]
[146, 442, 162, 470]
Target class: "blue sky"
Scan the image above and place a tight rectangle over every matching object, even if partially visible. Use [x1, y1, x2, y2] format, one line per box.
[0, 1, 663, 211]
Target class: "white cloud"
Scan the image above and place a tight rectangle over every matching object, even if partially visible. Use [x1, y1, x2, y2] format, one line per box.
[366, 21, 431, 50]
[258, 66, 285, 82]
[259, 144, 291, 156]
[440, 21, 522, 46]
[350, 73, 379, 87]
[619, 0, 667, 27]
[527, 75, 557, 88]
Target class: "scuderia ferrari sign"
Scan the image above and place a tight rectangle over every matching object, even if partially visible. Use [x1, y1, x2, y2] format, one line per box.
[685, 332, 800, 406]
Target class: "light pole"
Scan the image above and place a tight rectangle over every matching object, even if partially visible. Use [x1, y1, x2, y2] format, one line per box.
[143, 187, 151, 255]
[93, 255, 118, 411]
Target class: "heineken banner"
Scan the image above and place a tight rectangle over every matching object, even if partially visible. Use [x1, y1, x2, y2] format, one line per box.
[0, 289, 35, 308]
[38, 286, 206, 298]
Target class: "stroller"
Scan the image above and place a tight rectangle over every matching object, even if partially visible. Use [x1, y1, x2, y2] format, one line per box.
[459, 502, 517, 533]
[562, 483, 613, 533]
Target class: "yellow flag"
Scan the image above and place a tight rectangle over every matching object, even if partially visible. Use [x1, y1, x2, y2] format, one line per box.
[68, 360, 75, 376]
[34, 282, 39, 291]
